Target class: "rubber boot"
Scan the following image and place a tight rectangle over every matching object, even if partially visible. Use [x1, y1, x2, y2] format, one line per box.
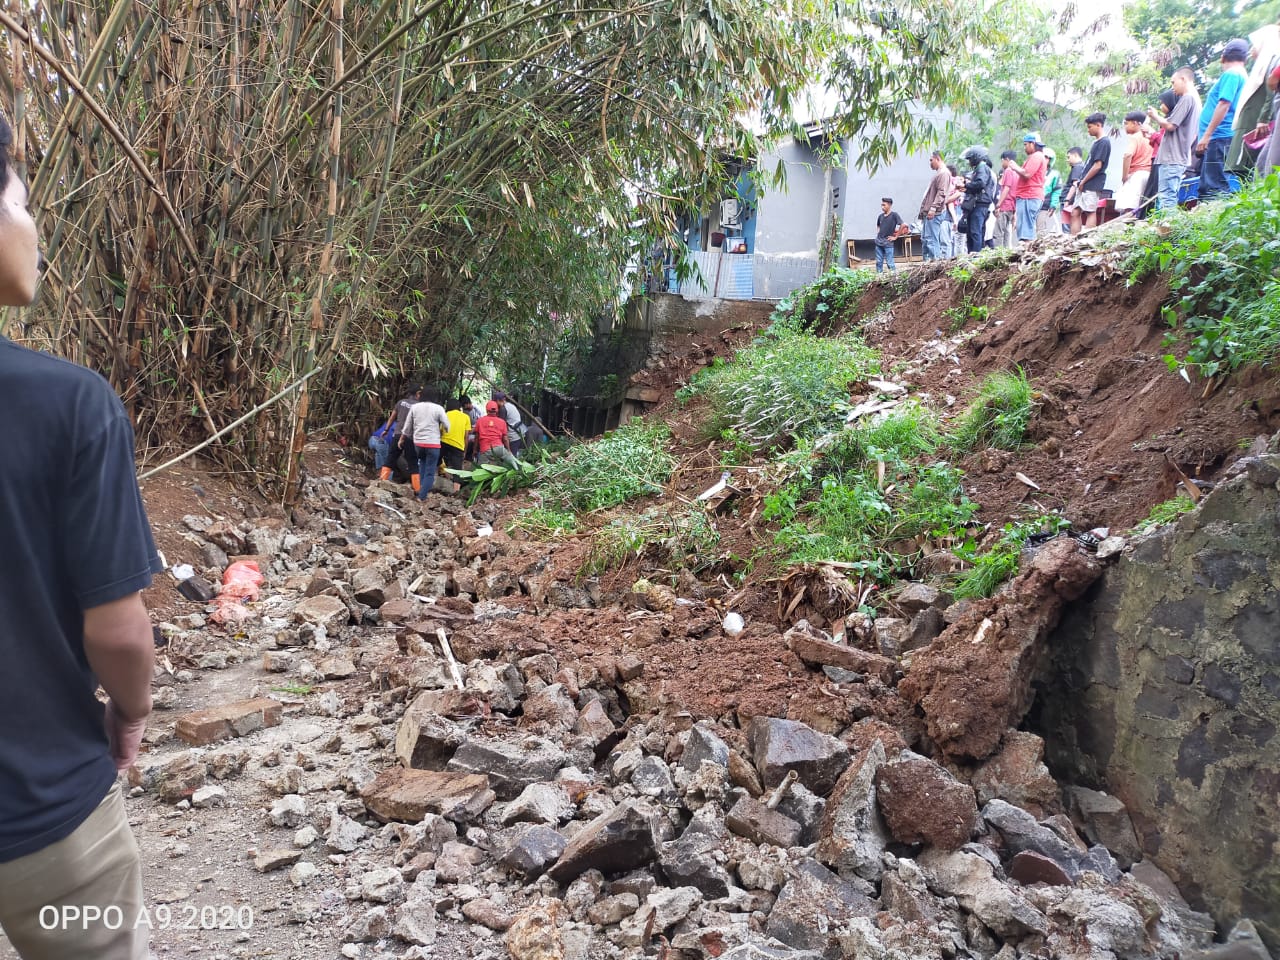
[379, 466, 392, 482]
[410, 473, 421, 494]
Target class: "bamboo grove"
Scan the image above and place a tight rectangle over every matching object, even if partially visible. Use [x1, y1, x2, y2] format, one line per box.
[0, 0, 1005, 495]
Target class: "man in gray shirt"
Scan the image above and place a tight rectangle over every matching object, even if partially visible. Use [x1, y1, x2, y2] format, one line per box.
[1148, 67, 1203, 212]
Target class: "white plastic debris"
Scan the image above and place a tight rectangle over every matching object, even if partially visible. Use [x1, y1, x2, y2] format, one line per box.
[170, 563, 196, 581]
[475, 523, 494, 537]
[722, 612, 745, 637]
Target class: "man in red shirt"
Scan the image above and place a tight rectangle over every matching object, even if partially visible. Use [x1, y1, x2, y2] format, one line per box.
[474, 401, 518, 468]
[1007, 132, 1047, 243]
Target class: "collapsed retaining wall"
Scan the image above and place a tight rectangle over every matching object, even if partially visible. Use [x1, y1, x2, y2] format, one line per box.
[1038, 456, 1280, 950]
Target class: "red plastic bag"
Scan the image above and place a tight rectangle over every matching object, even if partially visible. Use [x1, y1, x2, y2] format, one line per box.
[212, 560, 264, 624]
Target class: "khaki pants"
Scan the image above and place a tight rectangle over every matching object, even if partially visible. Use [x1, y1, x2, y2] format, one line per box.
[0, 783, 148, 960]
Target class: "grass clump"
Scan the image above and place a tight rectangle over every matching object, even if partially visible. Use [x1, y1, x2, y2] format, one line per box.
[764, 407, 978, 581]
[540, 419, 675, 512]
[1134, 494, 1197, 533]
[509, 507, 578, 538]
[949, 368, 1035, 450]
[1127, 175, 1280, 377]
[768, 266, 877, 336]
[682, 333, 879, 450]
[581, 506, 721, 576]
[952, 514, 1071, 599]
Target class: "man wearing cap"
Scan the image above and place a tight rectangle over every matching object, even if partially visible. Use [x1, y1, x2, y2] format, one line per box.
[1006, 133, 1048, 244]
[475, 401, 518, 469]
[1196, 39, 1250, 200]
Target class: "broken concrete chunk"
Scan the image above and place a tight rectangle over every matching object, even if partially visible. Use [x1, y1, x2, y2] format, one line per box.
[394, 694, 467, 769]
[546, 800, 658, 884]
[726, 797, 803, 850]
[765, 860, 876, 959]
[360, 767, 494, 823]
[128, 751, 209, 804]
[292, 594, 350, 630]
[874, 753, 978, 851]
[681, 722, 730, 772]
[254, 848, 302, 873]
[1067, 785, 1143, 868]
[446, 735, 566, 799]
[918, 847, 1049, 939]
[501, 782, 574, 826]
[573, 699, 616, 746]
[326, 811, 370, 853]
[786, 629, 898, 685]
[499, 824, 567, 878]
[815, 740, 891, 881]
[175, 697, 282, 746]
[970, 730, 1060, 816]
[749, 717, 850, 797]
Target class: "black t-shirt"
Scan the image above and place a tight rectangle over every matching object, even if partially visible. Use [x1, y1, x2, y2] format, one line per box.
[1065, 161, 1086, 192]
[0, 338, 162, 862]
[876, 211, 904, 243]
[1082, 138, 1112, 193]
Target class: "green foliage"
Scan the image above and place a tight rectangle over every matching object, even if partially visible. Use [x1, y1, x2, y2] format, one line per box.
[581, 506, 721, 576]
[447, 460, 538, 505]
[763, 407, 977, 582]
[768, 267, 877, 335]
[952, 514, 1071, 599]
[1124, 0, 1280, 82]
[950, 369, 1036, 451]
[684, 331, 880, 449]
[540, 420, 676, 512]
[1134, 494, 1197, 532]
[718, 428, 756, 467]
[509, 507, 579, 539]
[1127, 177, 1280, 377]
[943, 299, 991, 332]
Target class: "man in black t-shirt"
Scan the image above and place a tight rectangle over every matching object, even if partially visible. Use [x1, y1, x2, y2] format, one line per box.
[1069, 113, 1113, 234]
[0, 115, 159, 959]
[874, 197, 906, 273]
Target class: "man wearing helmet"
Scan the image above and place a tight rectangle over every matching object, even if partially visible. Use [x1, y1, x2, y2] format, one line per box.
[960, 146, 996, 255]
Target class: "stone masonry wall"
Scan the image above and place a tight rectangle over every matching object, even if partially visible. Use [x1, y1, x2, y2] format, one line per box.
[1039, 456, 1280, 950]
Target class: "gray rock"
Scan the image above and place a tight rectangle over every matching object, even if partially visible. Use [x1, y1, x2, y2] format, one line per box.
[499, 824, 567, 878]
[254, 848, 302, 872]
[718, 945, 824, 960]
[631, 756, 676, 799]
[547, 800, 658, 884]
[815, 740, 891, 881]
[918, 847, 1048, 939]
[896, 582, 946, 613]
[292, 594, 350, 631]
[269, 794, 308, 828]
[659, 811, 732, 897]
[446, 735, 566, 799]
[726, 797, 802, 849]
[776, 782, 826, 846]
[982, 799, 1096, 880]
[501, 782, 573, 826]
[681, 722, 730, 772]
[352, 565, 399, 607]
[327, 811, 370, 853]
[1045, 886, 1149, 959]
[466, 661, 524, 713]
[1067, 785, 1143, 868]
[360, 866, 405, 904]
[344, 905, 393, 942]
[765, 860, 877, 959]
[749, 717, 850, 797]
[646, 885, 703, 930]
[873, 617, 911, 658]
[587, 893, 639, 926]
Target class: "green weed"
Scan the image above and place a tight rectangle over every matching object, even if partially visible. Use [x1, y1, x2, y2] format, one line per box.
[768, 266, 877, 336]
[949, 368, 1035, 450]
[271, 683, 313, 696]
[1127, 175, 1280, 377]
[509, 507, 578, 538]
[952, 514, 1071, 599]
[581, 506, 721, 576]
[686, 332, 879, 450]
[1134, 494, 1196, 533]
[539, 419, 676, 512]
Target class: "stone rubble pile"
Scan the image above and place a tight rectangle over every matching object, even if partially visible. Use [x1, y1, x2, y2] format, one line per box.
[136, 473, 1272, 960]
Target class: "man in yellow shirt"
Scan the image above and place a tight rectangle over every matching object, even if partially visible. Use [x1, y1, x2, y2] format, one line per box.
[441, 398, 472, 472]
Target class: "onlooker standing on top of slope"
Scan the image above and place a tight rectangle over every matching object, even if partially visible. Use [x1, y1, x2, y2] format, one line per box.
[440, 397, 472, 474]
[994, 151, 1019, 248]
[1196, 38, 1250, 200]
[960, 146, 996, 254]
[873, 197, 906, 273]
[1006, 133, 1047, 243]
[1069, 114, 1112, 234]
[918, 151, 953, 261]
[1060, 146, 1086, 232]
[1115, 111, 1154, 215]
[1149, 72, 1201, 211]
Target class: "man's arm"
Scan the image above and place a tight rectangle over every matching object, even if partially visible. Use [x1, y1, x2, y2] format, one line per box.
[1197, 100, 1231, 150]
[1122, 143, 1133, 181]
[83, 592, 154, 769]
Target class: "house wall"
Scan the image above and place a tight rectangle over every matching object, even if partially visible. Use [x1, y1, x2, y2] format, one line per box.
[752, 140, 836, 257]
[839, 146, 938, 245]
